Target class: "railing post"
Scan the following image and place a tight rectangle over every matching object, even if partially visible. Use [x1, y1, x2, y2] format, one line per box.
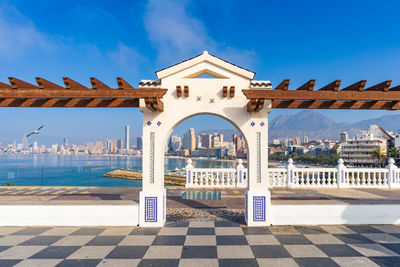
[386, 158, 398, 189]
[236, 159, 246, 188]
[286, 158, 295, 188]
[337, 158, 346, 188]
[185, 159, 193, 188]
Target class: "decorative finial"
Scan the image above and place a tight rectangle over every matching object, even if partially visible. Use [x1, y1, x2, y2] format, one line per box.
[203, 51, 208, 55]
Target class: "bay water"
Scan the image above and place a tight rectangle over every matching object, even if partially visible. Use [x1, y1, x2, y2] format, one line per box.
[0, 154, 236, 187]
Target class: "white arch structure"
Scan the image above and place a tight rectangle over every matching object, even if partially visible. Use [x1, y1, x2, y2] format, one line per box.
[139, 51, 271, 226]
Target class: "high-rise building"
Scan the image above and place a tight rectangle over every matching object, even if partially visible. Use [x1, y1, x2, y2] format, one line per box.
[183, 128, 196, 150]
[233, 134, 243, 153]
[200, 134, 212, 149]
[197, 135, 201, 149]
[272, 139, 280, 145]
[303, 136, 309, 144]
[294, 137, 301, 146]
[125, 125, 130, 150]
[211, 133, 223, 148]
[63, 137, 68, 147]
[168, 135, 182, 152]
[117, 139, 124, 150]
[137, 137, 143, 150]
[22, 135, 28, 148]
[340, 132, 348, 143]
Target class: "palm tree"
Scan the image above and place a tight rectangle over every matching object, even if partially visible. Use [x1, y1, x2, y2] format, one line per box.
[388, 147, 400, 158]
[372, 147, 386, 167]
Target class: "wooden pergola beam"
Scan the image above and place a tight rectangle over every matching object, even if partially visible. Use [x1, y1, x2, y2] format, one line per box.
[117, 77, 134, 90]
[271, 100, 400, 110]
[296, 79, 315, 91]
[0, 77, 166, 110]
[318, 80, 341, 91]
[243, 88, 400, 101]
[274, 79, 290, 90]
[365, 80, 391, 91]
[244, 79, 400, 111]
[0, 98, 140, 108]
[340, 80, 366, 91]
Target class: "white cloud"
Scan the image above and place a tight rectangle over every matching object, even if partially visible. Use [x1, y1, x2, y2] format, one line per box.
[108, 42, 147, 73]
[0, 3, 51, 57]
[144, 0, 257, 69]
[144, 0, 215, 63]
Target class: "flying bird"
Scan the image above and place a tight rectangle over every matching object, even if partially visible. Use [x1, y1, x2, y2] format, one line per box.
[26, 125, 44, 137]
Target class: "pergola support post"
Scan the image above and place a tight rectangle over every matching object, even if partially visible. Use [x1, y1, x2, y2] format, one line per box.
[245, 122, 271, 226]
[139, 122, 166, 227]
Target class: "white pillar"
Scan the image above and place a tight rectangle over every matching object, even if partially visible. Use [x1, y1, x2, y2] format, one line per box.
[185, 159, 194, 188]
[286, 158, 295, 188]
[139, 120, 166, 227]
[245, 121, 271, 226]
[337, 158, 347, 188]
[387, 158, 399, 189]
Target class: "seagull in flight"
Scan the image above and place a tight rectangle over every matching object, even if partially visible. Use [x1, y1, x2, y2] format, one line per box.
[26, 125, 44, 137]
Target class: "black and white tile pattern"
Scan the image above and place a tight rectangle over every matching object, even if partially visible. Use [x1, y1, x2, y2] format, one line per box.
[0, 222, 399, 266]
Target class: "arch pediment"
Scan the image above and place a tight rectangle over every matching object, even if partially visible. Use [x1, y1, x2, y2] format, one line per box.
[155, 51, 255, 81]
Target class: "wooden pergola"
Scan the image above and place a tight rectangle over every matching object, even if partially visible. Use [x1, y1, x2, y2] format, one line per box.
[0, 77, 166, 111]
[2, 77, 400, 113]
[244, 79, 400, 112]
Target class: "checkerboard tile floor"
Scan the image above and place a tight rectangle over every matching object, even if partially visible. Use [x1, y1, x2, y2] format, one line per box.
[0, 222, 399, 266]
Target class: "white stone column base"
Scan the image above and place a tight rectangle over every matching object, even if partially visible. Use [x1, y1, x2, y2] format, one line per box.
[139, 189, 166, 227]
[245, 190, 271, 226]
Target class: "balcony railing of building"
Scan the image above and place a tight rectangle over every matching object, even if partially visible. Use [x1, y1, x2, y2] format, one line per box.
[185, 158, 400, 189]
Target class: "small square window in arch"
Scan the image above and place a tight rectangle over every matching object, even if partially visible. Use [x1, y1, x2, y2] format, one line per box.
[250, 122, 255, 127]
[147, 121, 152, 126]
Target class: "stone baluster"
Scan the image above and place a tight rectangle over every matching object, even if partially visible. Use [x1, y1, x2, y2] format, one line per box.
[337, 158, 347, 188]
[185, 159, 193, 188]
[236, 159, 246, 188]
[286, 158, 295, 188]
[387, 158, 398, 189]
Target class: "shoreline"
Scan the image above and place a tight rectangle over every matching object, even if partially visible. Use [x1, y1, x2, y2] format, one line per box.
[103, 169, 186, 186]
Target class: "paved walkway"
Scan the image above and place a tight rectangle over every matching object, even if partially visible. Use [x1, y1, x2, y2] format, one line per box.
[0, 222, 399, 266]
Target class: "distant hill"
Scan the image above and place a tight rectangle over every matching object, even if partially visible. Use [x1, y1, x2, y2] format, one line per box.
[351, 115, 400, 133]
[269, 110, 360, 140]
[198, 111, 400, 142]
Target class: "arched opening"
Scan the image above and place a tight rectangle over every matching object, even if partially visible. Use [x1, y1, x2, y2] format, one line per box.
[161, 113, 250, 222]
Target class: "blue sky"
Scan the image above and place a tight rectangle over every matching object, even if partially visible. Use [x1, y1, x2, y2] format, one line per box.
[1, 0, 400, 145]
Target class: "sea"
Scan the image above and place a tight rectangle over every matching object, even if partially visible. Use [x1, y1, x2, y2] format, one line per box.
[0, 154, 236, 187]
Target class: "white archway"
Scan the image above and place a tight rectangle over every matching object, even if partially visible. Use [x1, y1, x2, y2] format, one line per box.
[139, 52, 272, 226]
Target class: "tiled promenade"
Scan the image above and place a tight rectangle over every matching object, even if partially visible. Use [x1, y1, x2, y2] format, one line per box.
[0, 187, 400, 266]
[0, 222, 399, 266]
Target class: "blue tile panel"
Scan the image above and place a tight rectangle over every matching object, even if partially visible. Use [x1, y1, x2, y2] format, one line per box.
[145, 197, 157, 222]
[253, 196, 266, 222]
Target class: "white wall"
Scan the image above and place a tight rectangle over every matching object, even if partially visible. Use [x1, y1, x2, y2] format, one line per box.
[271, 204, 400, 225]
[0, 204, 139, 226]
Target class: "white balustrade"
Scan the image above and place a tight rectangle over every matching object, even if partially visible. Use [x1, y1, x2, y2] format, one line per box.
[291, 168, 337, 188]
[185, 158, 399, 189]
[268, 168, 287, 187]
[185, 159, 247, 188]
[342, 168, 388, 187]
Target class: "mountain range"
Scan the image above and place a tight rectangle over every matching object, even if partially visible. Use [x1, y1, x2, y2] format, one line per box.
[269, 110, 400, 141]
[198, 110, 400, 142]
